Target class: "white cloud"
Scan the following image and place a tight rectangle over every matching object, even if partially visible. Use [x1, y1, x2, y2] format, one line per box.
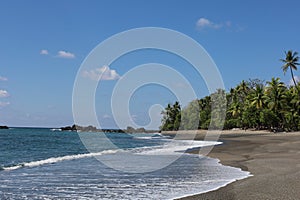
[289, 76, 300, 86]
[0, 101, 10, 107]
[0, 76, 8, 81]
[0, 90, 9, 98]
[196, 18, 221, 29]
[82, 66, 120, 81]
[57, 50, 75, 59]
[40, 49, 49, 55]
[196, 17, 231, 30]
[197, 18, 211, 28]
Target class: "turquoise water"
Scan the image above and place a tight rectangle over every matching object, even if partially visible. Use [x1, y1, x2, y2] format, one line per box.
[0, 128, 250, 199]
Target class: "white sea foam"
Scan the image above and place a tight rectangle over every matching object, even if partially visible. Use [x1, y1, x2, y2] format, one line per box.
[136, 140, 222, 155]
[3, 139, 220, 172]
[3, 150, 119, 171]
[134, 136, 154, 140]
[0, 128, 252, 200]
[50, 128, 62, 132]
[0, 138, 251, 200]
[133, 133, 171, 140]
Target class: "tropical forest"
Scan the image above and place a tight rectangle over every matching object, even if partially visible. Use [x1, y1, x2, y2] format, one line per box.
[160, 50, 300, 132]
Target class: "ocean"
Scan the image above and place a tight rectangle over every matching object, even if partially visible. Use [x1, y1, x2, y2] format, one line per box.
[0, 128, 250, 199]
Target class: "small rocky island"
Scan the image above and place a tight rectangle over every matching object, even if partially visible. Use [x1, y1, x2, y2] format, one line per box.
[0, 125, 9, 129]
[60, 124, 158, 133]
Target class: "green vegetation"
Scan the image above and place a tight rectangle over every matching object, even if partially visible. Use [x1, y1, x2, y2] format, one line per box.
[280, 50, 299, 92]
[160, 101, 181, 131]
[161, 51, 300, 132]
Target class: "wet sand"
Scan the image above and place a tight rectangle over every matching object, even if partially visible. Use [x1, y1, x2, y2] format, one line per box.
[163, 130, 300, 200]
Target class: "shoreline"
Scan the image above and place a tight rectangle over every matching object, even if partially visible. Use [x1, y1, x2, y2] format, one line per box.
[162, 130, 300, 200]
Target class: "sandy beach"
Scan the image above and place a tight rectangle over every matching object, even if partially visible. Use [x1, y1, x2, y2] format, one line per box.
[162, 130, 300, 200]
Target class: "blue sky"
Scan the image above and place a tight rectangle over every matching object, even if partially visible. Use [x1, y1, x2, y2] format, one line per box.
[0, 0, 299, 128]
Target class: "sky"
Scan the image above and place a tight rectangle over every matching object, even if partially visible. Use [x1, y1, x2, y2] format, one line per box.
[0, 0, 300, 128]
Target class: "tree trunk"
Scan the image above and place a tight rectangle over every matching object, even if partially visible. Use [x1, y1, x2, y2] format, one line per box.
[290, 67, 297, 87]
[290, 67, 300, 95]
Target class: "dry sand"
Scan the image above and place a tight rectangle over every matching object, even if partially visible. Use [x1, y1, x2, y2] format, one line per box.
[162, 130, 300, 200]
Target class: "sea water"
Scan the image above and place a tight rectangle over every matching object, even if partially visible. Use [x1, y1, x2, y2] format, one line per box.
[0, 128, 250, 199]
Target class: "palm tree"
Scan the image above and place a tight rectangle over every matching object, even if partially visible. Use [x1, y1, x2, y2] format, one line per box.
[161, 103, 173, 130]
[265, 78, 287, 129]
[160, 102, 181, 131]
[265, 78, 286, 112]
[250, 84, 266, 109]
[237, 80, 249, 98]
[280, 50, 299, 89]
[283, 88, 300, 130]
[242, 84, 266, 130]
[173, 101, 181, 130]
[228, 102, 241, 118]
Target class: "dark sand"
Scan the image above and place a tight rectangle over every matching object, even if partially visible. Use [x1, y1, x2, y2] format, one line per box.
[166, 131, 300, 200]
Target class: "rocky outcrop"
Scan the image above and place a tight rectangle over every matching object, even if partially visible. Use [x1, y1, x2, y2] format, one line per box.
[0, 126, 9, 129]
[60, 124, 124, 133]
[60, 124, 157, 133]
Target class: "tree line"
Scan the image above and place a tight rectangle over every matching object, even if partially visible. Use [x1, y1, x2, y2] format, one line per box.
[160, 50, 300, 132]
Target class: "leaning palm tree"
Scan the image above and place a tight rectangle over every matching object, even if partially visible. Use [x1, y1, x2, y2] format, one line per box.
[280, 50, 299, 89]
